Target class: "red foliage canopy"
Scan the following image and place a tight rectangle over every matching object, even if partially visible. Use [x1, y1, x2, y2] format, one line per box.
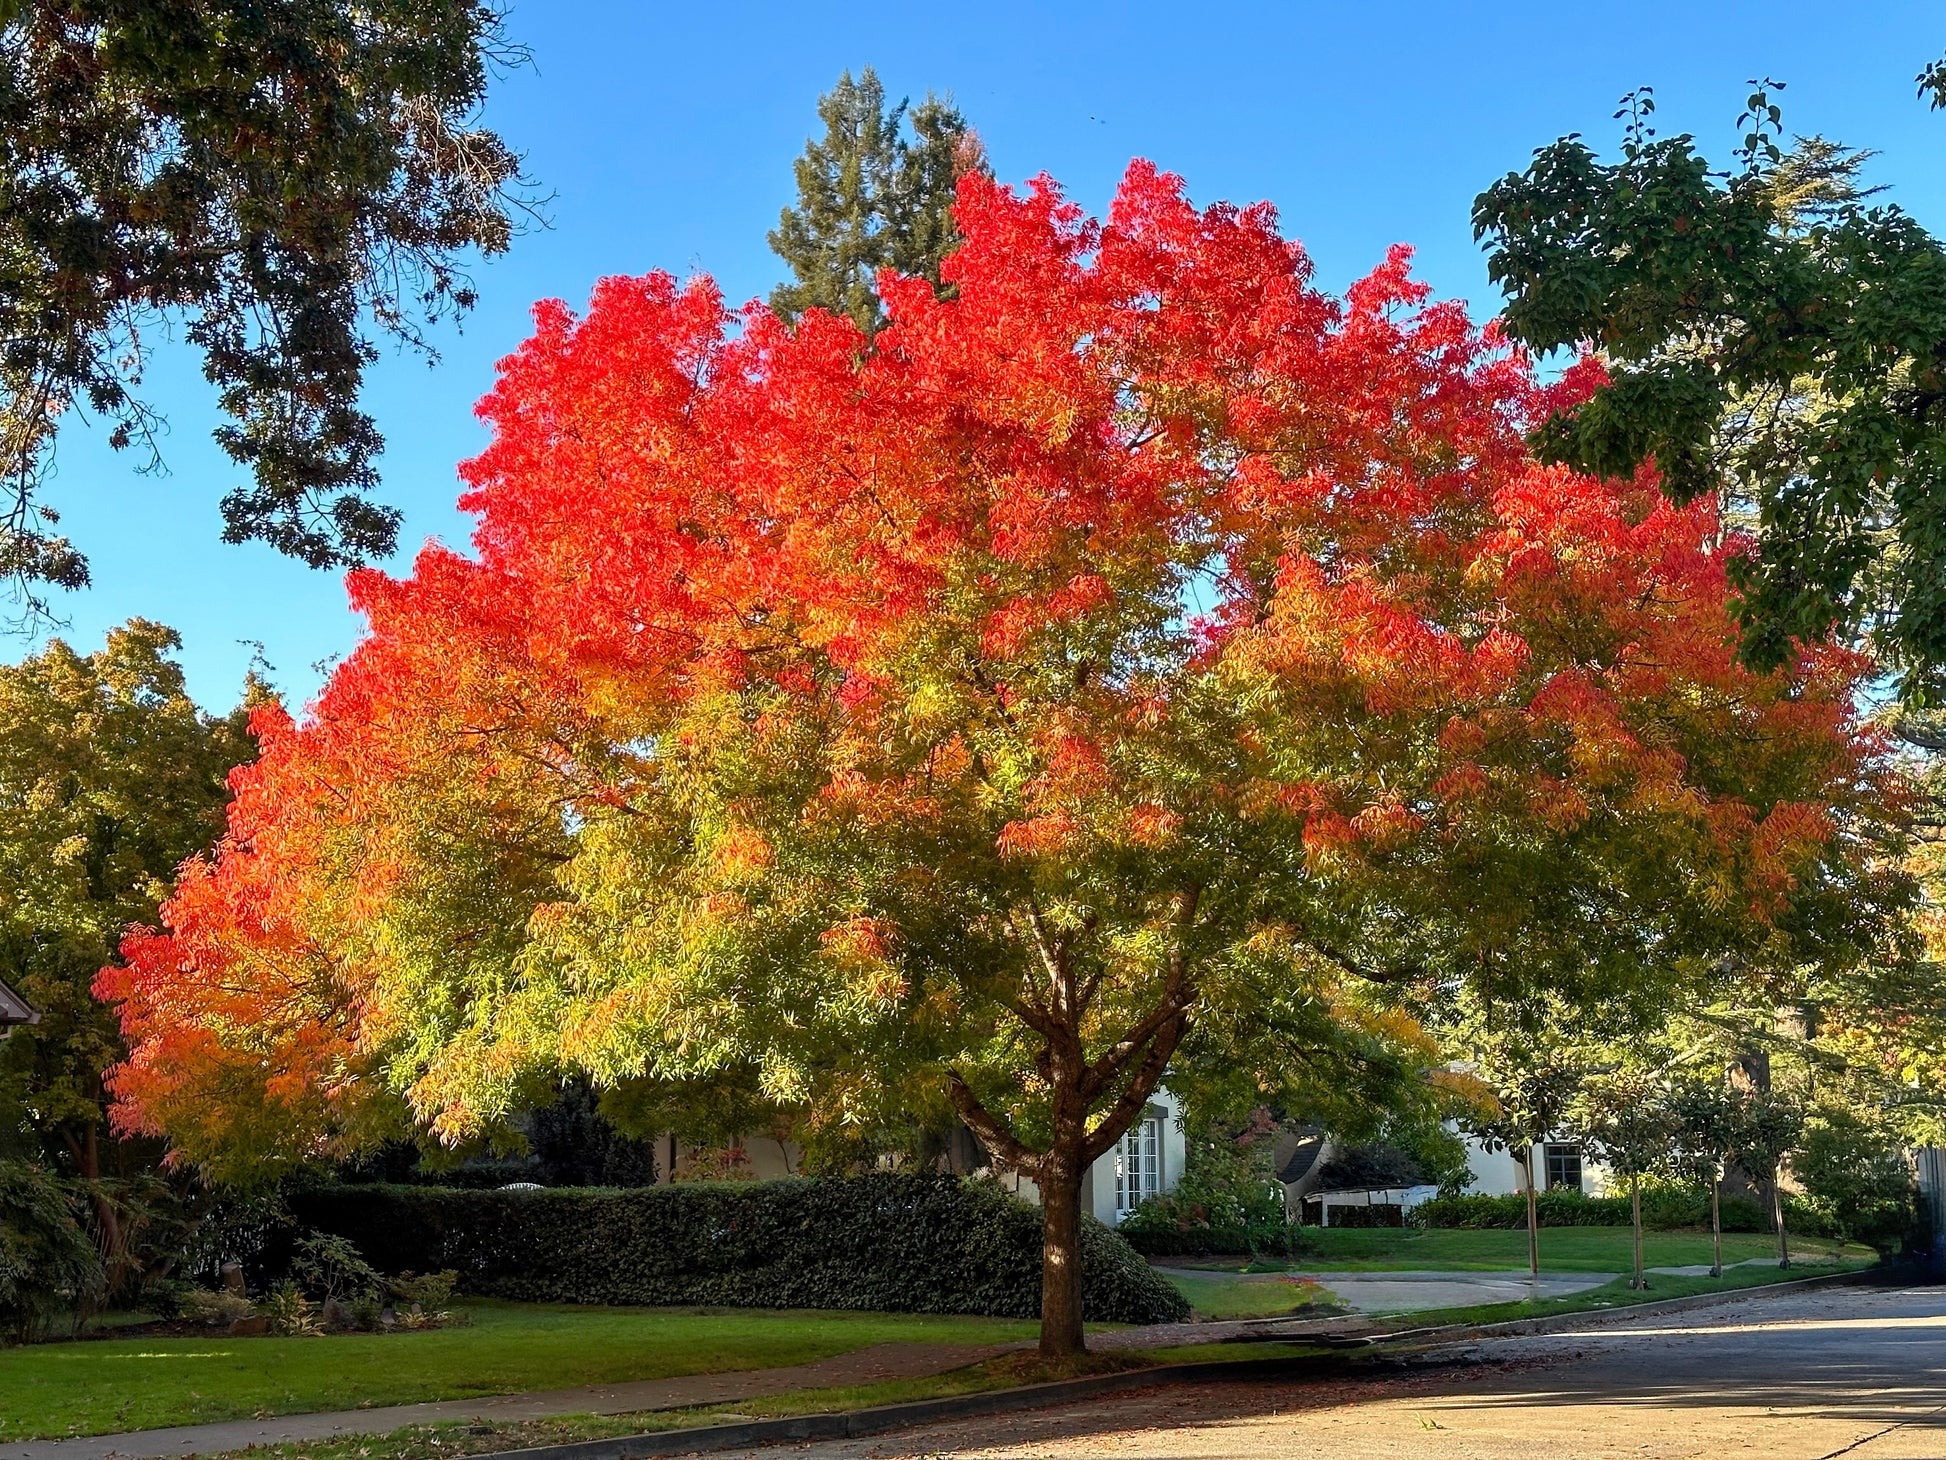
[98, 164, 1897, 1190]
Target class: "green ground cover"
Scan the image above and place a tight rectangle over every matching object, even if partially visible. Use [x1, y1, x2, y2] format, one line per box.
[1162, 1272, 1344, 1320]
[0, 1302, 1038, 1441]
[1176, 1225, 1872, 1273]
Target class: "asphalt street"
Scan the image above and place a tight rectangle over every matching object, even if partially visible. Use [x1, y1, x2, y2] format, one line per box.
[733, 1284, 1946, 1459]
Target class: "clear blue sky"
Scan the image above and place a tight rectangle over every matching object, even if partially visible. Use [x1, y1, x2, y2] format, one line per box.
[23, 0, 1946, 709]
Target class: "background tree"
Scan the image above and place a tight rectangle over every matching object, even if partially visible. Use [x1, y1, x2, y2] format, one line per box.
[1474, 78, 1946, 699]
[1669, 1077, 1741, 1277]
[0, 1, 532, 617]
[103, 164, 1901, 1357]
[1793, 1105, 1917, 1254]
[0, 1158, 102, 1342]
[1724, 1086, 1807, 1268]
[1572, 1070, 1679, 1289]
[1453, 1022, 1586, 1277]
[769, 68, 984, 333]
[0, 621, 252, 1291]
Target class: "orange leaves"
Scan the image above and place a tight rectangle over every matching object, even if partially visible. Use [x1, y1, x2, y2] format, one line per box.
[97, 156, 1906, 1167]
[711, 824, 775, 883]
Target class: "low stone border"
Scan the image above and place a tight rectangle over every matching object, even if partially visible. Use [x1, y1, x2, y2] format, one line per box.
[459, 1268, 1885, 1460]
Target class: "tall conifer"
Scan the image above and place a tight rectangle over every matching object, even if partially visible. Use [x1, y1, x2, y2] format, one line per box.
[769, 70, 983, 333]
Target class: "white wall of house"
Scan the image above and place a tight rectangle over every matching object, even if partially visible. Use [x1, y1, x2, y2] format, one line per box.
[1459, 1129, 1614, 1197]
[1084, 1086, 1187, 1227]
[993, 1086, 1188, 1225]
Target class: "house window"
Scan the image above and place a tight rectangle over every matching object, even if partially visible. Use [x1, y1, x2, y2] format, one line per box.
[1116, 1115, 1163, 1217]
[1544, 1143, 1583, 1191]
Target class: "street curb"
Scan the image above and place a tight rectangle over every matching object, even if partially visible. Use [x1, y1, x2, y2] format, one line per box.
[1362, 1265, 1872, 1346]
[406, 1268, 1883, 1460]
[479, 1353, 1369, 1460]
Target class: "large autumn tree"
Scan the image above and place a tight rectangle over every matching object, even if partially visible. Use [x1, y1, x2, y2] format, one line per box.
[101, 164, 1900, 1355]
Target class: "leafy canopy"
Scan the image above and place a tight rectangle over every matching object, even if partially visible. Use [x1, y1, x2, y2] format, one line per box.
[102, 164, 1895, 1231]
[0, 0, 529, 616]
[1475, 80, 1946, 699]
[0, 621, 251, 1175]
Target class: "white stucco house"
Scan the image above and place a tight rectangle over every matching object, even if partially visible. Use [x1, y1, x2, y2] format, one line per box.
[1297, 1124, 1615, 1226]
[656, 1086, 1190, 1225]
[986, 1087, 1190, 1228]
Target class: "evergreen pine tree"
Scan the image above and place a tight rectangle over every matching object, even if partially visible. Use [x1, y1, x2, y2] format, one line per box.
[769, 69, 983, 333]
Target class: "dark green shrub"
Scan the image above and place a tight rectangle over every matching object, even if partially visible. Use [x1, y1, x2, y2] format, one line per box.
[1636, 1177, 1709, 1230]
[1318, 1203, 1406, 1229]
[1413, 1189, 1633, 1229]
[291, 1231, 383, 1304]
[291, 1173, 1187, 1324]
[1792, 1117, 1916, 1253]
[1719, 1194, 1765, 1232]
[1118, 1116, 1285, 1237]
[1416, 1184, 1772, 1233]
[0, 1162, 104, 1342]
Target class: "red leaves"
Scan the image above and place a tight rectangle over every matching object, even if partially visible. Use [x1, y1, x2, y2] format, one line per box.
[95, 158, 1900, 1158]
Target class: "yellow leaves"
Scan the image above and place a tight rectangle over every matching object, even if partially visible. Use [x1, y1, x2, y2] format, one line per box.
[710, 823, 775, 884]
[819, 915, 908, 1010]
[1431, 1067, 1500, 1123]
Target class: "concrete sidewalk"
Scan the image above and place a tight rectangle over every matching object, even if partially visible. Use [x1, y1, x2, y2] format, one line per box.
[0, 1341, 1008, 1460]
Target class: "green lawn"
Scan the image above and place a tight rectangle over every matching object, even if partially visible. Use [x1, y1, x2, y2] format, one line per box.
[1203, 1225, 1873, 1273]
[1162, 1271, 1344, 1320]
[0, 1302, 1038, 1441]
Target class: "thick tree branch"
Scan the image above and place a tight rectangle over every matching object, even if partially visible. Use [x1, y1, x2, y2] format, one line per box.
[944, 1070, 1040, 1177]
[1081, 1012, 1187, 1165]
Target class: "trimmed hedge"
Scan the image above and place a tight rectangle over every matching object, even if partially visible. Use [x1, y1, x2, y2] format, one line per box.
[1412, 1188, 1766, 1232]
[290, 1173, 1188, 1324]
[1318, 1202, 1406, 1229]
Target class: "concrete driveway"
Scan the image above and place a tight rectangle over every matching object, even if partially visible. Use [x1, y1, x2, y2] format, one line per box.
[729, 1283, 1946, 1459]
[1298, 1268, 1614, 1312]
[1154, 1263, 1615, 1314]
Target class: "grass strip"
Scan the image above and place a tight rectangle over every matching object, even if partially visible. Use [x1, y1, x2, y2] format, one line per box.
[0, 1305, 1038, 1441]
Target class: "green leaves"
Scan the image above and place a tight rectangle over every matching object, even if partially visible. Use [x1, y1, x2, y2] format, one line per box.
[0, 1, 531, 609]
[0, 621, 250, 1168]
[768, 69, 983, 334]
[1477, 83, 1946, 698]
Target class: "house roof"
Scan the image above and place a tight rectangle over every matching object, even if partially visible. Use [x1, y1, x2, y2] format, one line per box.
[0, 978, 38, 1026]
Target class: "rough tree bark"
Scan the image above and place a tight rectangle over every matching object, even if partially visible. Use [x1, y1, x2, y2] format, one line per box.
[944, 889, 1201, 1358]
[1036, 1146, 1086, 1355]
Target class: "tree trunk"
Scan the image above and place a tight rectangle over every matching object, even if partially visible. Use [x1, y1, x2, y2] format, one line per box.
[1521, 1145, 1539, 1278]
[1772, 1176, 1791, 1270]
[1630, 1177, 1646, 1290]
[1710, 1177, 1723, 1278]
[1038, 1150, 1086, 1358]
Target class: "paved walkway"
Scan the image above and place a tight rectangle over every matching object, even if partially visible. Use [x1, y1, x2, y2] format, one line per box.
[0, 1341, 1008, 1460]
